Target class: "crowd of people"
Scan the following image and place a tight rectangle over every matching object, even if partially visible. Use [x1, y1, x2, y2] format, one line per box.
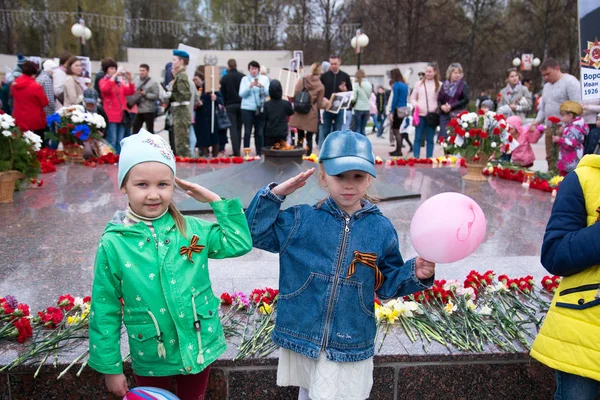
[1, 49, 599, 400]
[1, 51, 599, 172]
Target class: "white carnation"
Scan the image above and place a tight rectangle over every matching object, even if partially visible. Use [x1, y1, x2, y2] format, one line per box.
[93, 114, 106, 128]
[462, 123, 468, 128]
[491, 142, 497, 148]
[465, 132, 470, 138]
[2, 130, 11, 137]
[23, 130, 42, 151]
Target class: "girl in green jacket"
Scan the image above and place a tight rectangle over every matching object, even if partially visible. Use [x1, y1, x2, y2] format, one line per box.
[88, 129, 252, 399]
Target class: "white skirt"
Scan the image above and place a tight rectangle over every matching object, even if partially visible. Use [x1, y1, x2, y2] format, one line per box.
[277, 348, 374, 400]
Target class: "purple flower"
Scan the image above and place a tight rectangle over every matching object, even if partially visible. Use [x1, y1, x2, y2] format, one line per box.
[4, 295, 18, 309]
[232, 291, 250, 308]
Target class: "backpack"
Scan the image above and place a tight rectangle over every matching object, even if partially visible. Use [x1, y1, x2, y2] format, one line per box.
[293, 78, 312, 114]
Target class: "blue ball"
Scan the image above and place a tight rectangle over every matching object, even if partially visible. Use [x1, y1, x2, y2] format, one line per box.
[124, 386, 180, 400]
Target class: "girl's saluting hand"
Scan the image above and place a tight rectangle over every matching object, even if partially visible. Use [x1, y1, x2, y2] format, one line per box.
[175, 177, 221, 203]
[415, 257, 435, 280]
[271, 168, 315, 197]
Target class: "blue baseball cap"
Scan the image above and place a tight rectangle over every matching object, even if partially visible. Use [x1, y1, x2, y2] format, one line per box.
[173, 49, 190, 60]
[319, 130, 376, 178]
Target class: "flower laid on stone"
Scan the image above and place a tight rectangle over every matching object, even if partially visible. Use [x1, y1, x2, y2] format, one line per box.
[0, 296, 32, 343]
[483, 162, 563, 193]
[1, 294, 92, 377]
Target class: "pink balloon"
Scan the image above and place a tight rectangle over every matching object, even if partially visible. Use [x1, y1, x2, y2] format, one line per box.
[410, 192, 486, 264]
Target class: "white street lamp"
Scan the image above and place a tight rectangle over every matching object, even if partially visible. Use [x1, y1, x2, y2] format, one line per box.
[84, 27, 92, 40]
[512, 57, 521, 67]
[71, 23, 85, 38]
[350, 33, 369, 70]
[532, 57, 541, 67]
[350, 33, 369, 49]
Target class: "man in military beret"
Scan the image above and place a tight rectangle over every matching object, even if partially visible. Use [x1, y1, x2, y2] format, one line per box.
[169, 49, 192, 157]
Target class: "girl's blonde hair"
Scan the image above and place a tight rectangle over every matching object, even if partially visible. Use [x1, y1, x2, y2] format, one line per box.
[355, 69, 366, 87]
[316, 164, 379, 207]
[121, 173, 187, 236]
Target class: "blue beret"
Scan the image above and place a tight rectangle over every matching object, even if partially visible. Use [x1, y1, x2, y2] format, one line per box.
[173, 49, 190, 60]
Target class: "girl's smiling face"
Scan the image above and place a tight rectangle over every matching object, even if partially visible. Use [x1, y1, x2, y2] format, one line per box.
[319, 167, 372, 215]
[121, 162, 174, 218]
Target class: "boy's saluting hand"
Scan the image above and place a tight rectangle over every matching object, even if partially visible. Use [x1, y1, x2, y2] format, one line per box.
[176, 177, 221, 203]
[416, 257, 435, 280]
[271, 169, 315, 197]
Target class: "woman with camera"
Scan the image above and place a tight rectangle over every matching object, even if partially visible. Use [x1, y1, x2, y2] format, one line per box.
[99, 58, 135, 153]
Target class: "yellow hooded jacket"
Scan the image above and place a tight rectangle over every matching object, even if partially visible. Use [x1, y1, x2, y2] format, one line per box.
[531, 155, 600, 380]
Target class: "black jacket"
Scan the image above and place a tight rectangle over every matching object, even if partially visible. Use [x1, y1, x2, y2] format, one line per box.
[320, 70, 353, 100]
[376, 91, 390, 113]
[264, 80, 294, 138]
[220, 68, 245, 106]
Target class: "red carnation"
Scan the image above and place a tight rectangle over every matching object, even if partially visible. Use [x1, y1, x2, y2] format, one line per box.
[507, 135, 513, 143]
[548, 116, 561, 124]
[58, 294, 75, 311]
[449, 136, 456, 144]
[83, 296, 92, 303]
[473, 140, 480, 147]
[13, 318, 32, 343]
[67, 124, 74, 129]
[2, 303, 14, 316]
[220, 292, 232, 306]
[477, 109, 485, 115]
[479, 131, 488, 139]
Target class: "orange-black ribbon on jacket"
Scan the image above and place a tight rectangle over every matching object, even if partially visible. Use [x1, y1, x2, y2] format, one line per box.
[346, 250, 385, 291]
[596, 206, 600, 223]
[180, 235, 205, 263]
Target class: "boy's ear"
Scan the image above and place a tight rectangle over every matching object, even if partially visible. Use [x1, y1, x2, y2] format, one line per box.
[120, 187, 127, 194]
[318, 171, 327, 187]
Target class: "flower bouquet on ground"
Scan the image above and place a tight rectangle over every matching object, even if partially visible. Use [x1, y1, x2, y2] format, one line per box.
[46, 105, 106, 161]
[441, 110, 511, 181]
[0, 112, 42, 202]
[1, 294, 93, 378]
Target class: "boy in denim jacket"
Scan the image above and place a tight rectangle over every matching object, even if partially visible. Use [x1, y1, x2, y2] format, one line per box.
[246, 130, 435, 400]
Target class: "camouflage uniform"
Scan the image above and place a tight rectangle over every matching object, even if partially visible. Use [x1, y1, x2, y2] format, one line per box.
[170, 69, 192, 157]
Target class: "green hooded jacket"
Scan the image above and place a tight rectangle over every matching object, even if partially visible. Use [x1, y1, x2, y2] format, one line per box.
[88, 198, 252, 377]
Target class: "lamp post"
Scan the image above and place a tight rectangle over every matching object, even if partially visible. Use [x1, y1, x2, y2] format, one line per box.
[71, 5, 91, 56]
[350, 30, 369, 70]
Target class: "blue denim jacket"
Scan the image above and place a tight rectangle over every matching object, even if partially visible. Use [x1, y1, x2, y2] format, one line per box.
[246, 185, 433, 362]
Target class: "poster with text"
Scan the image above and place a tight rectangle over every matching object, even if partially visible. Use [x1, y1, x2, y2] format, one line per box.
[579, 0, 600, 100]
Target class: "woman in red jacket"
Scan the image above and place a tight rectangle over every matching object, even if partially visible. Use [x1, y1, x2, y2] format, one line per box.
[98, 58, 135, 153]
[11, 61, 49, 141]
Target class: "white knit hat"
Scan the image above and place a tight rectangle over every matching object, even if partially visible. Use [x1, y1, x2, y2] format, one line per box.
[117, 129, 176, 187]
[43, 59, 57, 72]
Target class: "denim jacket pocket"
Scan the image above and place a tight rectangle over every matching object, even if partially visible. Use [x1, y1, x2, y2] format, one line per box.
[328, 279, 376, 348]
[555, 284, 600, 310]
[276, 272, 331, 342]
